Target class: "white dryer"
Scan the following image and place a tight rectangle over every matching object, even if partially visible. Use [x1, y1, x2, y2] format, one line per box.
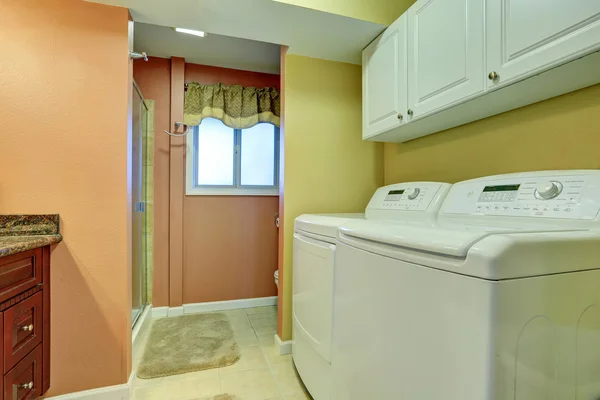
[331, 170, 600, 400]
[293, 182, 451, 400]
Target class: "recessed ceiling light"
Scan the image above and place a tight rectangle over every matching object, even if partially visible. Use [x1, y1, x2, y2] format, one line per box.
[175, 28, 207, 37]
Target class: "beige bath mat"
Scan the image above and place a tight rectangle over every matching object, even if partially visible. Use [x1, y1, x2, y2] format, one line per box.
[137, 313, 240, 379]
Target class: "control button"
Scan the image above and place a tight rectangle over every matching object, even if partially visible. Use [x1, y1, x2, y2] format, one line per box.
[503, 206, 509, 210]
[564, 208, 572, 212]
[535, 181, 562, 200]
[553, 207, 560, 212]
[406, 188, 420, 200]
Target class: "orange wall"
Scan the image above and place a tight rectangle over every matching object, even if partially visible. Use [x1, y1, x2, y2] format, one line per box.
[134, 59, 280, 306]
[183, 196, 279, 303]
[0, 0, 131, 396]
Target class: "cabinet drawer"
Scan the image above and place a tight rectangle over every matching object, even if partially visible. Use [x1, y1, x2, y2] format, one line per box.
[4, 293, 43, 372]
[0, 250, 42, 304]
[4, 345, 42, 400]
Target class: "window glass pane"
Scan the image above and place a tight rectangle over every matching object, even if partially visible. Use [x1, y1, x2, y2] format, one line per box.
[241, 124, 276, 186]
[197, 118, 234, 186]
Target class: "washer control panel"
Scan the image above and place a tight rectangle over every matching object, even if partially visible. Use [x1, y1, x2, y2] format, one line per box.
[441, 172, 600, 220]
[367, 182, 451, 212]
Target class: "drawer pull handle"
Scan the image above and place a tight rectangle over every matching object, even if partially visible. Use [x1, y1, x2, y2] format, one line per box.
[20, 324, 34, 332]
[18, 382, 33, 390]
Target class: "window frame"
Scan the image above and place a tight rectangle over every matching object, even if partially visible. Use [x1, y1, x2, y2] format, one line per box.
[185, 121, 280, 196]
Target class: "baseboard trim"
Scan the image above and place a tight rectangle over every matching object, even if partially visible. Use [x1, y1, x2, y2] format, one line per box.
[168, 306, 184, 317]
[275, 333, 293, 355]
[45, 378, 131, 400]
[151, 297, 278, 319]
[184, 296, 277, 314]
[152, 306, 168, 318]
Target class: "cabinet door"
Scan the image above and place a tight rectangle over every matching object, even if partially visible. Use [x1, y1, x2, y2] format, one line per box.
[486, 0, 600, 89]
[407, 0, 484, 119]
[362, 15, 407, 139]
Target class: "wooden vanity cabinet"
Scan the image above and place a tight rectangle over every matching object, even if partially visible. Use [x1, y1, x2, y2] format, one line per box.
[0, 247, 51, 399]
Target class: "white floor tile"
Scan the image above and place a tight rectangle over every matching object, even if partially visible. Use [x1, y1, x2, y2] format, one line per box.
[249, 314, 278, 328]
[253, 325, 277, 335]
[271, 362, 306, 396]
[219, 345, 268, 374]
[261, 342, 292, 366]
[245, 306, 277, 315]
[132, 373, 221, 400]
[220, 368, 281, 398]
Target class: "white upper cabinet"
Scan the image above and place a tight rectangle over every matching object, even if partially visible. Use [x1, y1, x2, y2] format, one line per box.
[362, 15, 407, 139]
[361, 0, 600, 142]
[486, 0, 600, 89]
[407, 0, 485, 119]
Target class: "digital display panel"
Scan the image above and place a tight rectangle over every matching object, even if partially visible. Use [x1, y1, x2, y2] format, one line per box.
[388, 190, 405, 195]
[482, 184, 520, 192]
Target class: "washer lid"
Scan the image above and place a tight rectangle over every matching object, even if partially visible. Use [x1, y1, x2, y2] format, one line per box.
[339, 220, 575, 258]
[295, 213, 365, 238]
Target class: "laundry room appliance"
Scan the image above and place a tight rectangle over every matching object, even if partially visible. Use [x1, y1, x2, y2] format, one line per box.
[331, 170, 600, 400]
[293, 182, 451, 400]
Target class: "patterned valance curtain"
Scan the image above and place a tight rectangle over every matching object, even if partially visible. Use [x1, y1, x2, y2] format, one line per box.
[183, 82, 280, 129]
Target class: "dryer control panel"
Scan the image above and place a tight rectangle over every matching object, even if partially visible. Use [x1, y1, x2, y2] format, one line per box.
[440, 171, 600, 220]
[366, 182, 451, 217]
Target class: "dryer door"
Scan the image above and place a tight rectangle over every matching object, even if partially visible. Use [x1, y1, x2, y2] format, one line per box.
[293, 232, 335, 362]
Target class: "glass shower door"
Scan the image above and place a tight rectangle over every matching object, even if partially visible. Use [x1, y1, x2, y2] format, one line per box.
[132, 82, 148, 326]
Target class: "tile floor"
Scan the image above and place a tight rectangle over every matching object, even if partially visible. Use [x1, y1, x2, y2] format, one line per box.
[132, 306, 312, 400]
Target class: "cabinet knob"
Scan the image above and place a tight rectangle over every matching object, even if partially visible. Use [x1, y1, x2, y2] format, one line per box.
[20, 324, 33, 332]
[397, 113, 403, 121]
[488, 71, 499, 80]
[407, 109, 414, 117]
[18, 382, 33, 390]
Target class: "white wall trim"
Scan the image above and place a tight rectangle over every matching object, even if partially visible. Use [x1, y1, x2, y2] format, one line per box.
[168, 306, 184, 317]
[151, 297, 278, 318]
[184, 296, 277, 314]
[45, 380, 130, 400]
[152, 306, 168, 319]
[275, 334, 293, 355]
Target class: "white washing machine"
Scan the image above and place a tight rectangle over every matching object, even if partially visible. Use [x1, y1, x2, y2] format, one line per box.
[293, 182, 451, 400]
[331, 170, 600, 400]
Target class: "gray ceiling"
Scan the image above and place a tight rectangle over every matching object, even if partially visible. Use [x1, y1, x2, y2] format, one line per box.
[134, 22, 281, 74]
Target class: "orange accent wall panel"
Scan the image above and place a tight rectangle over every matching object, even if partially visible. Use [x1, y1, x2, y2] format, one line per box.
[169, 57, 186, 307]
[133, 57, 171, 307]
[183, 196, 279, 303]
[0, 0, 130, 395]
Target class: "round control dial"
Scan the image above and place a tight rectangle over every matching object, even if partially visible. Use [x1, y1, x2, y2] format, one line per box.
[535, 181, 562, 200]
[406, 188, 420, 200]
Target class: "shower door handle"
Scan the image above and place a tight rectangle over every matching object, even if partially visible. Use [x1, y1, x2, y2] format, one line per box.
[135, 202, 146, 212]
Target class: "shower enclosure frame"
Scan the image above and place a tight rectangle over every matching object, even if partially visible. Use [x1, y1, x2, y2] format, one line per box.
[132, 79, 149, 328]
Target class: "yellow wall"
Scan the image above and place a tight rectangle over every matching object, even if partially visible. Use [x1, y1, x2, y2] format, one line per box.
[282, 55, 383, 339]
[274, 0, 413, 25]
[384, 84, 600, 185]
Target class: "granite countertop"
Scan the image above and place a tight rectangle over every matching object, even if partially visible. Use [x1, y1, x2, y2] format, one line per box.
[0, 215, 62, 258]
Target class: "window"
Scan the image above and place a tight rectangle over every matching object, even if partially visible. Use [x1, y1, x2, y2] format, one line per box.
[186, 118, 279, 195]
